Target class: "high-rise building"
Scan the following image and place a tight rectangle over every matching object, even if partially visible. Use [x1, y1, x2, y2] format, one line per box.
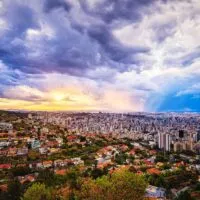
[174, 141, 193, 152]
[179, 130, 184, 138]
[197, 130, 200, 142]
[158, 132, 171, 151]
[158, 132, 163, 149]
[174, 141, 183, 152]
[165, 134, 171, 151]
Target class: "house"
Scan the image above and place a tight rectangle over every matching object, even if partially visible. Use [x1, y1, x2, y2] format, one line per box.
[36, 162, 43, 169]
[49, 148, 59, 154]
[71, 157, 84, 165]
[54, 159, 64, 167]
[148, 156, 156, 164]
[39, 147, 48, 155]
[16, 163, 27, 168]
[63, 159, 73, 166]
[43, 160, 53, 168]
[96, 157, 112, 165]
[46, 141, 58, 148]
[97, 161, 112, 169]
[17, 147, 28, 156]
[0, 163, 12, 170]
[7, 147, 17, 156]
[0, 184, 8, 192]
[137, 170, 143, 175]
[173, 161, 185, 169]
[67, 135, 78, 142]
[0, 149, 8, 156]
[29, 162, 37, 169]
[147, 168, 161, 175]
[29, 162, 42, 169]
[143, 159, 154, 167]
[120, 145, 129, 152]
[18, 174, 36, 184]
[55, 138, 63, 147]
[55, 169, 67, 175]
[129, 149, 136, 156]
[0, 141, 10, 148]
[31, 140, 41, 149]
[149, 150, 157, 155]
[156, 162, 164, 168]
[145, 185, 166, 199]
[109, 165, 129, 174]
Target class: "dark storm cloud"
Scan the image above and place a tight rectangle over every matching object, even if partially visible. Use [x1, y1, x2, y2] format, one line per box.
[0, 75, 18, 86]
[2, 3, 39, 38]
[43, 0, 72, 13]
[0, 0, 153, 77]
[87, 25, 149, 65]
[0, 67, 28, 89]
[0, 1, 39, 72]
[79, 0, 155, 24]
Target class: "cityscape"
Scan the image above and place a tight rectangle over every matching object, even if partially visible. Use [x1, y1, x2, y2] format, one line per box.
[0, 111, 200, 199]
[0, 0, 200, 199]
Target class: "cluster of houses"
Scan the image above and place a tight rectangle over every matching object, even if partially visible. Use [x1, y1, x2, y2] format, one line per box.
[0, 157, 84, 170]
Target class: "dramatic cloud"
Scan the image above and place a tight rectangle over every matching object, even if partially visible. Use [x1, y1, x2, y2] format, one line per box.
[0, 0, 200, 112]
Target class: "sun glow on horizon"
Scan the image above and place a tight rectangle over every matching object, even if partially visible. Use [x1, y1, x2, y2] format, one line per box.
[53, 93, 65, 102]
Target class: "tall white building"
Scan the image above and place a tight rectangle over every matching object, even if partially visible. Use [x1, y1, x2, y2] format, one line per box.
[165, 134, 171, 151]
[158, 132, 163, 149]
[158, 132, 171, 151]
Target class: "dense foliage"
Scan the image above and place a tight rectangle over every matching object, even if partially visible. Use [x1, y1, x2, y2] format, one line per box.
[76, 169, 147, 200]
[18, 169, 147, 200]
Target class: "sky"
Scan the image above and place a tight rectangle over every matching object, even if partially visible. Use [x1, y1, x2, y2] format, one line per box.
[0, 0, 200, 112]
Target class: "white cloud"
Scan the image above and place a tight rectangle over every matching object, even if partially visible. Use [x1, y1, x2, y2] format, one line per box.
[2, 85, 44, 101]
[113, 0, 200, 69]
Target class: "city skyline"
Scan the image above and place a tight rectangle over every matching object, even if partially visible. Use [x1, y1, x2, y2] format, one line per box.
[0, 0, 200, 112]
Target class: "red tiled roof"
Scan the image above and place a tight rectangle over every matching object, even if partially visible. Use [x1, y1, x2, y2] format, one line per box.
[0, 164, 12, 169]
[55, 169, 67, 175]
[129, 149, 136, 155]
[0, 184, 8, 192]
[143, 160, 153, 166]
[67, 135, 77, 140]
[137, 171, 143, 175]
[147, 168, 161, 175]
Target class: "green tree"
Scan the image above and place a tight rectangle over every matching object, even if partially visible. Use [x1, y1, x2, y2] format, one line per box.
[155, 153, 168, 162]
[77, 169, 147, 200]
[7, 179, 22, 200]
[66, 168, 80, 189]
[91, 168, 104, 179]
[22, 183, 52, 200]
[115, 153, 127, 164]
[37, 169, 55, 187]
[155, 175, 165, 187]
[28, 150, 40, 161]
[195, 183, 200, 191]
[175, 190, 195, 200]
[11, 166, 31, 177]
